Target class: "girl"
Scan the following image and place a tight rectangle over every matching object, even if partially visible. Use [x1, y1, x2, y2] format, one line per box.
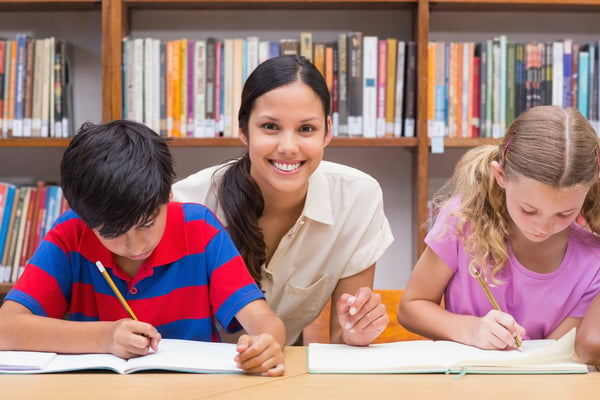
[173, 55, 393, 346]
[398, 106, 600, 350]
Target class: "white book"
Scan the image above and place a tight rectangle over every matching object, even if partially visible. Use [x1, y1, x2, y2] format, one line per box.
[222, 39, 233, 138]
[48, 37, 55, 137]
[31, 38, 44, 137]
[193, 40, 206, 138]
[245, 36, 259, 80]
[258, 40, 270, 64]
[152, 38, 161, 133]
[308, 328, 588, 375]
[144, 38, 154, 130]
[40, 38, 51, 138]
[362, 35, 378, 138]
[393, 41, 406, 137]
[132, 38, 144, 124]
[552, 41, 564, 106]
[0, 339, 242, 375]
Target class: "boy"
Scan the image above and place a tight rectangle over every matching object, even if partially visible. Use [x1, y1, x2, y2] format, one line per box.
[0, 120, 286, 376]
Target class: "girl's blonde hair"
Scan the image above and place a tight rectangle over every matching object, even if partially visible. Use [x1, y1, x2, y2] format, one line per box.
[433, 106, 600, 282]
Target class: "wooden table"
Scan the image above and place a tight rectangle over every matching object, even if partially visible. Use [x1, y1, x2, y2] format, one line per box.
[1, 347, 598, 399]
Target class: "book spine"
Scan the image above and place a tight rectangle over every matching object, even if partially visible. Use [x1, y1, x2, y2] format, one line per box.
[393, 41, 406, 137]
[0, 40, 6, 136]
[362, 35, 377, 138]
[23, 38, 35, 137]
[193, 40, 206, 138]
[336, 34, 348, 136]
[384, 38, 397, 137]
[375, 39, 387, 138]
[347, 32, 363, 136]
[205, 37, 216, 137]
[403, 41, 416, 137]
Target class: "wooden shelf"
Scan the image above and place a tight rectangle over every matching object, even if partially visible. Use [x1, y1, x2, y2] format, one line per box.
[123, 0, 417, 11]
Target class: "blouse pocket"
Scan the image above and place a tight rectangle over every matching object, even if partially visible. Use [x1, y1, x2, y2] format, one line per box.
[276, 274, 331, 322]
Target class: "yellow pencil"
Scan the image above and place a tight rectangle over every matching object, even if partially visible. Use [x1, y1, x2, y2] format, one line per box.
[95, 261, 139, 321]
[475, 271, 522, 349]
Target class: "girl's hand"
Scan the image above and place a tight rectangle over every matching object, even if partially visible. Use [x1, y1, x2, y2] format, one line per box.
[106, 319, 161, 359]
[235, 334, 285, 376]
[470, 310, 526, 350]
[336, 287, 389, 346]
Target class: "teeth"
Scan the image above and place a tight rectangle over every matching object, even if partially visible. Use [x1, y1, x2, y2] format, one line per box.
[273, 161, 301, 172]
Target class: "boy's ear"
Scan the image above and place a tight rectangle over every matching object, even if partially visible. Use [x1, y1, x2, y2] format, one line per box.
[491, 160, 507, 189]
[169, 191, 173, 201]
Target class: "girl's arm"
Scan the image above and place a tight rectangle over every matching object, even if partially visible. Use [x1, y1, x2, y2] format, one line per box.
[0, 300, 161, 358]
[398, 247, 524, 350]
[330, 264, 389, 346]
[235, 299, 286, 376]
[547, 317, 580, 340]
[575, 294, 600, 365]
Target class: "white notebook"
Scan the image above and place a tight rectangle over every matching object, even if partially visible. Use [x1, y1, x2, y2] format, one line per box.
[308, 328, 589, 374]
[0, 339, 241, 374]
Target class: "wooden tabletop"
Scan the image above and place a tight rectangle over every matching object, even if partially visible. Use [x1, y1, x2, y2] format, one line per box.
[0, 347, 598, 399]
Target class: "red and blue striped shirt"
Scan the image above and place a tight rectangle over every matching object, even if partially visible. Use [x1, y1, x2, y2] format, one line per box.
[7, 202, 264, 342]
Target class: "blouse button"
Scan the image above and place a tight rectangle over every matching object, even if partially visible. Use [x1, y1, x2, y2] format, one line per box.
[129, 287, 138, 295]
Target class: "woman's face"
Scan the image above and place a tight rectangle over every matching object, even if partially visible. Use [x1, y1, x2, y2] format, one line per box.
[241, 81, 332, 200]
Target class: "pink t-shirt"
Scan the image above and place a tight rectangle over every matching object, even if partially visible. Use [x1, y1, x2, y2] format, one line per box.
[426, 199, 600, 339]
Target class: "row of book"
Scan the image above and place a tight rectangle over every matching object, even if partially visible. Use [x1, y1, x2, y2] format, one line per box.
[0, 35, 73, 139]
[0, 182, 67, 283]
[428, 37, 600, 139]
[122, 32, 418, 139]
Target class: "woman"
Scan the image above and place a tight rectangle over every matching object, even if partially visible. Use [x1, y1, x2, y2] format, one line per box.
[173, 55, 394, 346]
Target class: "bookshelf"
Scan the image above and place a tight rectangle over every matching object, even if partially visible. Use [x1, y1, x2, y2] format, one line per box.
[2, 0, 600, 296]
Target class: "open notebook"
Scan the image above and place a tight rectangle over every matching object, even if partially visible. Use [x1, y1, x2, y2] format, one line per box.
[308, 328, 589, 374]
[0, 339, 241, 374]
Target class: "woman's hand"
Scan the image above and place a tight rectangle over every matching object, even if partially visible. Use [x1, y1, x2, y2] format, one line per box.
[336, 287, 389, 346]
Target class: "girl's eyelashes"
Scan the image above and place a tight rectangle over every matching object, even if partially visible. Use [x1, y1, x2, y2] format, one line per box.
[521, 208, 536, 215]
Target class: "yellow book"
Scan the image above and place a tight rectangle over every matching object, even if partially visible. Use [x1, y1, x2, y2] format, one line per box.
[313, 43, 325, 77]
[385, 38, 397, 137]
[171, 39, 181, 137]
[179, 39, 188, 137]
[427, 42, 436, 125]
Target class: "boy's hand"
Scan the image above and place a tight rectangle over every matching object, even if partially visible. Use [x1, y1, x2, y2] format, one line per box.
[235, 334, 285, 376]
[337, 287, 389, 346]
[471, 310, 525, 350]
[106, 318, 161, 359]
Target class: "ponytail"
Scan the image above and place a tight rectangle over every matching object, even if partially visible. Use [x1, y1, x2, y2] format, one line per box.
[218, 153, 266, 287]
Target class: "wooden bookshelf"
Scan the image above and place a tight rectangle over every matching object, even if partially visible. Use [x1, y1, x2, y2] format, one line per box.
[1, 0, 599, 294]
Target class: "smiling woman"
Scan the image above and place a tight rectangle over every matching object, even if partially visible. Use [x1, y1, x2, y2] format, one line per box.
[173, 55, 394, 347]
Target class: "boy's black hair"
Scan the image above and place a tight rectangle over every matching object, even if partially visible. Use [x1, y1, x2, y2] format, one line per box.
[60, 119, 175, 238]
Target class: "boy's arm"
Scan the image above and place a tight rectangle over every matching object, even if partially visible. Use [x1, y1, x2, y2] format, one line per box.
[234, 299, 286, 376]
[0, 300, 161, 358]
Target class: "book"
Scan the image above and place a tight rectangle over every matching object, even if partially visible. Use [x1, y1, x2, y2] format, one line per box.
[0, 339, 242, 375]
[308, 328, 588, 375]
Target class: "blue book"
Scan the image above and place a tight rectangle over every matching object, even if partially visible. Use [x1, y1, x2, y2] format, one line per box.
[0, 183, 16, 264]
[12, 34, 28, 137]
[578, 49, 589, 118]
